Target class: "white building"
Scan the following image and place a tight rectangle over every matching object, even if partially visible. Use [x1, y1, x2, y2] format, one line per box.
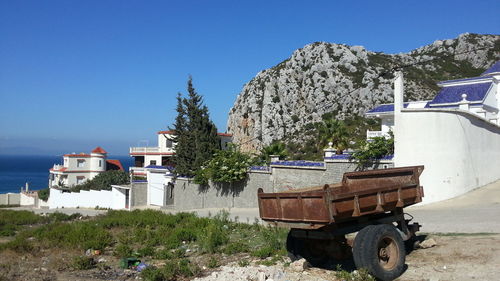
[366, 61, 500, 204]
[129, 130, 232, 176]
[49, 146, 124, 188]
[366, 61, 500, 136]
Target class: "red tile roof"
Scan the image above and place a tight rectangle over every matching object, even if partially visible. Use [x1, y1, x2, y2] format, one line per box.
[106, 159, 124, 171]
[92, 146, 107, 154]
[157, 130, 175, 134]
[64, 153, 91, 157]
[217, 133, 233, 137]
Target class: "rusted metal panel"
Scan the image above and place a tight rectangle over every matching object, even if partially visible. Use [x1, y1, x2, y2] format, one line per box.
[258, 166, 424, 228]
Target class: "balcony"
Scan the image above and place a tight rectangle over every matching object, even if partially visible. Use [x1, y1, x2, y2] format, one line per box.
[366, 130, 390, 139]
[130, 146, 175, 154]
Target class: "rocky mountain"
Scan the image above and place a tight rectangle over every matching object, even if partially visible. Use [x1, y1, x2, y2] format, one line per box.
[227, 33, 500, 153]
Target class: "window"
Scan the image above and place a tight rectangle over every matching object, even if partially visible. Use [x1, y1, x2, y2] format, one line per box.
[150, 160, 157, 165]
[76, 176, 85, 185]
[99, 160, 102, 167]
[77, 159, 85, 168]
[166, 139, 173, 148]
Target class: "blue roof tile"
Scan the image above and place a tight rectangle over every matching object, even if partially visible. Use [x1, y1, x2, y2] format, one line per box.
[428, 82, 491, 105]
[271, 160, 324, 167]
[366, 103, 410, 114]
[482, 61, 500, 76]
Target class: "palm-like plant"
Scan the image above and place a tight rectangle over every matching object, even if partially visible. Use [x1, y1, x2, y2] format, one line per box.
[317, 119, 349, 154]
[260, 141, 288, 164]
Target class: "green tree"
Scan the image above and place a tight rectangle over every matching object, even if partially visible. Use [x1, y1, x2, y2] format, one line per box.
[259, 141, 288, 164]
[194, 145, 254, 185]
[351, 132, 394, 169]
[171, 77, 219, 177]
[70, 170, 129, 192]
[317, 119, 349, 154]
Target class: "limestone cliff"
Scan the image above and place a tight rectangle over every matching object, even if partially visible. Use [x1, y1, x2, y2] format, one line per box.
[227, 33, 500, 152]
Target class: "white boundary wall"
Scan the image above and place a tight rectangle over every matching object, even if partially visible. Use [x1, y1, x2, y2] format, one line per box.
[48, 187, 128, 209]
[395, 109, 500, 204]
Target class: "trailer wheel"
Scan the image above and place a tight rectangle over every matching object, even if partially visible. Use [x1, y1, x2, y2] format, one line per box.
[352, 225, 375, 269]
[360, 224, 406, 281]
[286, 231, 304, 261]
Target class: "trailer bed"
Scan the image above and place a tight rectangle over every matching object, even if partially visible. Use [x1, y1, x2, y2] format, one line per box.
[257, 166, 424, 229]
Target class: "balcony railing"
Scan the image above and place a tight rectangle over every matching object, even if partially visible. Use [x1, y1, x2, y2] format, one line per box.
[366, 130, 390, 139]
[130, 146, 175, 154]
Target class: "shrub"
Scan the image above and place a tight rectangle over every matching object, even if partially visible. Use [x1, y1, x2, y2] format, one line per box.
[140, 266, 164, 281]
[223, 241, 250, 254]
[114, 243, 133, 257]
[71, 256, 96, 270]
[38, 188, 50, 201]
[351, 132, 394, 168]
[207, 256, 219, 268]
[198, 223, 229, 253]
[194, 145, 254, 184]
[251, 246, 275, 258]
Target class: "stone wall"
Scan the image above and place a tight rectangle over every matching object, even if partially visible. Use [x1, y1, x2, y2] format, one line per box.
[172, 160, 393, 210]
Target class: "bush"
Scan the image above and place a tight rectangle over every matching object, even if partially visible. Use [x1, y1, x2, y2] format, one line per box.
[114, 243, 133, 257]
[351, 132, 394, 168]
[71, 256, 96, 270]
[207, 256, 219, 268]
[38, 188, 50, 201]
[223, 241, 250, 254]
[140, 266, 164, 281]
[70, 170, 129, 192]
[140, 259, 200, 281]
[194, 145, 254, 185]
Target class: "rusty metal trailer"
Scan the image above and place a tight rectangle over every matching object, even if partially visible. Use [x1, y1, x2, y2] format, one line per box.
[257, 166, 424, 281]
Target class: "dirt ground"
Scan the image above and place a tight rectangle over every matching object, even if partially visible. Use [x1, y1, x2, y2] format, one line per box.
[1, 233, 499, 281]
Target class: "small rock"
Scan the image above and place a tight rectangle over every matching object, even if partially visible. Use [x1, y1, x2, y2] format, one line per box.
[257, 272, 266, 281]
[290, 258, 309, 272]
[419, 238, 437, 249]
[98, 258, 107, 263]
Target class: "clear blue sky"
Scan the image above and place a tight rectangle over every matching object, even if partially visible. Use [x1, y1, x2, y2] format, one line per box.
[0, 0, 498, 156]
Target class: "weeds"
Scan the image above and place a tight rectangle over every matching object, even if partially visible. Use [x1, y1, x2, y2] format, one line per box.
[207, 256, 219, 268]
[334, 265, 375, 281]
[238, 259, 250, 267]
[71, 256, 96, 270]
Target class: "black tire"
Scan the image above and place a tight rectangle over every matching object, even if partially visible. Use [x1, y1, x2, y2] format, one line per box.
[360, 224, 406, 281]
[352, 225, 376, 269]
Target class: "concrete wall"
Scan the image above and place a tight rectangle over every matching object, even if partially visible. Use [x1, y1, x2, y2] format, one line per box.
[173, 170, 274, 210]
[20, 192, 36, 206]
[48, 187, 128, 209]
[395, 108, 500, 204]
[0, 193, 20, 205]
[172, 161, 393, 211]
[131, 182, 148, 207]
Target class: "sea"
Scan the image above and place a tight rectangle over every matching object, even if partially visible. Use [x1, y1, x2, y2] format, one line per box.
[0, 155, 133, 194]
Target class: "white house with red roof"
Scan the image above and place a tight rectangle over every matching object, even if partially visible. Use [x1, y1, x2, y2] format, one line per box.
[49, 146, 124, 188]
[129, 130, 232, 176]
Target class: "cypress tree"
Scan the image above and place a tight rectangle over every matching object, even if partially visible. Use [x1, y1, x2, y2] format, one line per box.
[170, 77, 219, 177]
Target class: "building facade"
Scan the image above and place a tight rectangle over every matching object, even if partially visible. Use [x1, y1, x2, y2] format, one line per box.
[366, 61, 500, 137]
[49, 146, 123, 188]
[129, 130, 233, 175]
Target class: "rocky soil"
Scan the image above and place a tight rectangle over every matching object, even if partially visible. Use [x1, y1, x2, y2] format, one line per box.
[2, 234, 499, 281]
[227, 33, 500, 152]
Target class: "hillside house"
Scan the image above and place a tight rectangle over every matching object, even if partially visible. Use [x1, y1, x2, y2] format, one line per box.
[366, 60, 500, 204]
[366, 61, 500, 138]
[129, 130, 232, 176]
[48, 146, 124, 188]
